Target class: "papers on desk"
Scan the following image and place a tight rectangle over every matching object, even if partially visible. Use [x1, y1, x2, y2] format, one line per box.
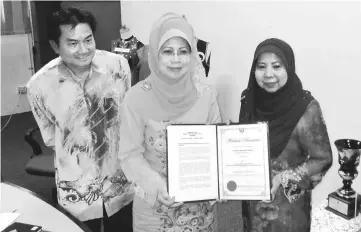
[0, 212, 19, 231]
[3, 222, 43, 232]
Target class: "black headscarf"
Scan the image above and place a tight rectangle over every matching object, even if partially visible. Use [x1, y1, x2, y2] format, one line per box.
[239, 38, 314, 159]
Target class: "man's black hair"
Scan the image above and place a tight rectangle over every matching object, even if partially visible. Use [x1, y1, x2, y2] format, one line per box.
[47, 6, 97, 45]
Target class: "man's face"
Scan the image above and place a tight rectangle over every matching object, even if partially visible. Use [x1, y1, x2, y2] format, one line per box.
[51, 23, 96, 70]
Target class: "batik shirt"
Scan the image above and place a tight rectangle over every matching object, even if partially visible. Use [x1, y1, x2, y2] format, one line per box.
[26, 50, 134, 221]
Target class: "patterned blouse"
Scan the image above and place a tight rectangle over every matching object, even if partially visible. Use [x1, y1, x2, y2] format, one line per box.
[26, 50, 134, 221]
[119, 80, 221, 232]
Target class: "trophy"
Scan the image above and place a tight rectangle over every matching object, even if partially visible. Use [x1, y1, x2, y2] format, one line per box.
[326, 139, 361, 219]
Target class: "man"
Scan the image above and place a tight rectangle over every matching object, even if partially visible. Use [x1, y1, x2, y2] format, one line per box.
[26, 6, 133, 232]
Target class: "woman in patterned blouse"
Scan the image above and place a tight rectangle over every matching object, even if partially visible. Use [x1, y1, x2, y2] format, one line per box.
[239, 38, 333, 232]
[118, 13, 223, 232]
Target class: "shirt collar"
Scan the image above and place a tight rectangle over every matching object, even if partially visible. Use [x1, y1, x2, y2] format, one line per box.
[57, 50, 106, 83]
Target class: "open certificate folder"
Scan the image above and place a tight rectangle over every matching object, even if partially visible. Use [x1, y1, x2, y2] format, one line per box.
[166, 123, 271, 202]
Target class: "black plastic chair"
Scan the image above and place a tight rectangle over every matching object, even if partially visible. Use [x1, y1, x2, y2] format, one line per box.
[24, 126, 55, 177]
[24, 126, 57, 204]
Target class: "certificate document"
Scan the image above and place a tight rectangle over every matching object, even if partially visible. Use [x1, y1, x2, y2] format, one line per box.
[166, 123, 271, 202]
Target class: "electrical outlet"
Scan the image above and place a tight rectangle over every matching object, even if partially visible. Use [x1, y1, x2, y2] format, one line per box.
[17, 86, 27, 94]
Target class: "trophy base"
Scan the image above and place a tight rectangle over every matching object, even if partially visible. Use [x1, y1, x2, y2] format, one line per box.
[326, 192, 361, 220]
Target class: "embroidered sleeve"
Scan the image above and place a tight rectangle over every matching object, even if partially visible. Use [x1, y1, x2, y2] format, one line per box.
[118, 101, 166, 207]
[280, 100, 333, 197]
[26, 81, 55, 148]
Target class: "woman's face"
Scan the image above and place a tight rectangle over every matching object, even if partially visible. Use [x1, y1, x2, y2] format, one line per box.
[158, 36, 191, 81]
[255, 52, 288, 93]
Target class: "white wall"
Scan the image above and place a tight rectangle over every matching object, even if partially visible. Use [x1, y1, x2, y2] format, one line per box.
[121, 1, 361, 205]
[1, 34, 34, 116]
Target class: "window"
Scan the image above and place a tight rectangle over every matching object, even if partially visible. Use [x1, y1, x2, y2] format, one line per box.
[1, 1, 31, 35]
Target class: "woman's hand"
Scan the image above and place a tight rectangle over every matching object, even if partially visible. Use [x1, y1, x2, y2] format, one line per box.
[310, 173, 323, 188]
[216, 199, 228, 203]
[225, 119, 234, 125]
[156, 187, 184, 208]
[263, 173, 282, 202]
[270, 173, 282, 200]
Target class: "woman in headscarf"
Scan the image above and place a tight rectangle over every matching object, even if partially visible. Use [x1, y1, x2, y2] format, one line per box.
[239, 38, 333, 232]
[118, 13, 221, 231]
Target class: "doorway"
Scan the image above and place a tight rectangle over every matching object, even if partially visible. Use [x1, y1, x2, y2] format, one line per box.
[30, 1, 61, 72]
[30, 1, 122, 72]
